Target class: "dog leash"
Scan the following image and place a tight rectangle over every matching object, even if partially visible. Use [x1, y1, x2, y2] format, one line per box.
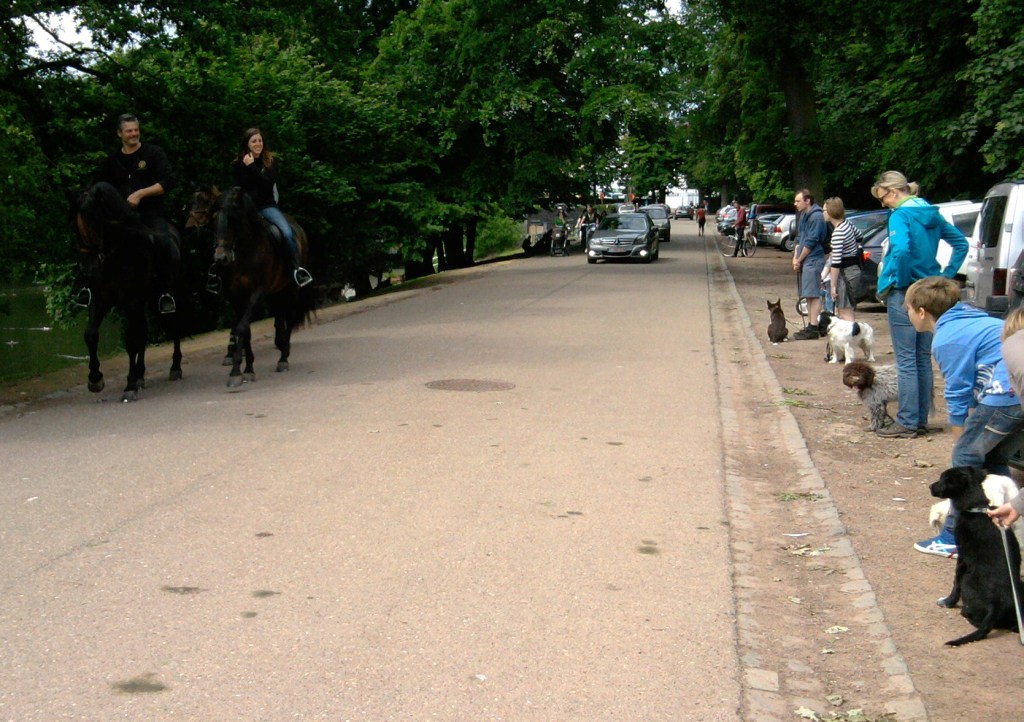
[963, 506, 1024, 645]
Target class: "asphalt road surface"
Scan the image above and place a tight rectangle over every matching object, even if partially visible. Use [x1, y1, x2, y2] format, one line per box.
[1, 232, 745, 719]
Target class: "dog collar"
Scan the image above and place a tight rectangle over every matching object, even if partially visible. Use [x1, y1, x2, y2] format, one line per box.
[961, 506, 995, 514]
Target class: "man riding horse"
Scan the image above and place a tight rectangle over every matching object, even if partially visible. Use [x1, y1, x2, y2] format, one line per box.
[75, 113, 179, 314]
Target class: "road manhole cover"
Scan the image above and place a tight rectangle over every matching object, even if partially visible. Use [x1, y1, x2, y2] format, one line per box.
[425, 379, 516, 392]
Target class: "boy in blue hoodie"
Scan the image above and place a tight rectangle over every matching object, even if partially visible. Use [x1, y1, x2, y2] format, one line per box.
[905, 276, 1024, 558]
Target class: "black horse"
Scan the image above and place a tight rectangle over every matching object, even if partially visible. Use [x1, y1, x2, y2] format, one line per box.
[72, 181, 183, 402]
[212, 186, 314, 388]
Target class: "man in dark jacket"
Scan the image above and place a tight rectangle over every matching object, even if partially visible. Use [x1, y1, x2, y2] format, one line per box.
[78, 114, 178, 313]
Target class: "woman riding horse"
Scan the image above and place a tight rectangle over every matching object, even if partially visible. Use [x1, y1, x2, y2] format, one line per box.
[73, 181, 183, 401]
[231, 128, 313, 288]
[212, 185, 314, 387]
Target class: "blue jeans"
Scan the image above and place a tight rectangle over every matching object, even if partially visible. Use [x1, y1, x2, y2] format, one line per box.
[942, 403, 1024, 533]
[822, 279, 835, 314]
[886, 289, 932, 430]
[260, 206, 298, 257]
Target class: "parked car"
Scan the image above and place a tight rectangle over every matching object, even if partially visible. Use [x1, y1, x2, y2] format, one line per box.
[674, 206, 692, 219]
[933, 200, 981, 279]
[747, 203, 792, 242]
[964, 180, 1024, 316]
[639, 204, 671, 243]
[757, 213, 797, 251]
[586, 213, 659, 264]
[717, 205, 738, 235]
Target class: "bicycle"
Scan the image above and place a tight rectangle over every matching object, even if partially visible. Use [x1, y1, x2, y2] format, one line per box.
[720, 228, 757, 258]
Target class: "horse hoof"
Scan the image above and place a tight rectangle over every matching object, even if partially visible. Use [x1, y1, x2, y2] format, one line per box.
[121, 390, 138, 403]
[169, 369, 183, 382]
[276, 362, 289, 373]
[88, 379, 105, 393]
[222, 356, 233, 367]
[243, 372, 256, 383]
[227, 376, 243, 389]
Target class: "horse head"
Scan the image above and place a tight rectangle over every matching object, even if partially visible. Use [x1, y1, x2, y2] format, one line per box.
[213, 186, 261, 266]
[185, 185, 221, 231]
[73, 181, 141, 257]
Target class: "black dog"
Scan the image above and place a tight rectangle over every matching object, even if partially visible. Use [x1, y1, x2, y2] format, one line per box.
[766, 298, 788, 343]
[930, 466, 1022, 646]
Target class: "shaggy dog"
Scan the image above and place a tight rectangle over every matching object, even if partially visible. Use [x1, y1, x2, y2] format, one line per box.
[842, 361, 898, 431]
[929, 473, 1024, 550]
[817, 311, 875, 363]
[930, 466, 1022, 646]
[767, 298, 788, 344]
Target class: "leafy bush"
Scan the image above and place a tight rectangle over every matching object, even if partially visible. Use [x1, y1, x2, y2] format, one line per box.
[474, 215, 524, 260]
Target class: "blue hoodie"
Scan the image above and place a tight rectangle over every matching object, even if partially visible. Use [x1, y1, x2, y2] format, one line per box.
[877, 197, 968, 298]
[933, 302, 1018, 426]
[797, 204, 827, 261]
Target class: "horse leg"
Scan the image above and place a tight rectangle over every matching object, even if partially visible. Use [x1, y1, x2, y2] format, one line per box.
[227, 294, 254, 388]
[242, 328, 256, 382]
[274, 309, 291, 373]
[84, 305, 107, 393]
[166, 312, 183, 381]
[121, 309, 147, 402]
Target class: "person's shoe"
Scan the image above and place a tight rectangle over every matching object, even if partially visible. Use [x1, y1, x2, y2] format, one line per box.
[157, 293, 176, 314]
[917, 425, 943, 436]
[293, 267, 313, 288]
[914, 531, 958, 559]
[792, 326, 820, 341]
[73, 287, 91, 308]
[876, 423, 918, 439]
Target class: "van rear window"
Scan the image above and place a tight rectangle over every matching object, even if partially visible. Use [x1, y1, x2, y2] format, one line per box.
[980, 196, 1008, 249]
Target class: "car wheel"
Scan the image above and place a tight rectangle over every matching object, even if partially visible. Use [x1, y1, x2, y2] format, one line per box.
[782, 235, 796, 253]
[587, 257, 596, 264]
[652, 246, 660, 261]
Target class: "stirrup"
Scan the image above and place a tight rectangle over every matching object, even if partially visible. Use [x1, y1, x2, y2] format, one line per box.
[205, 274, 222, 294]
[293, 267, 313, 288]
[158, 293, 177, 314]
[73, 287, 92, 308]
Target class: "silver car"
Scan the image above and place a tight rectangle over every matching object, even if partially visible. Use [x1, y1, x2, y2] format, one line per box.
[639, 204, 671, 243]
[587, 213, 660, 264]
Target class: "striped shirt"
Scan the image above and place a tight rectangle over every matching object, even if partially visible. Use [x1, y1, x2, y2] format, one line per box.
[830, 220, 864, 268]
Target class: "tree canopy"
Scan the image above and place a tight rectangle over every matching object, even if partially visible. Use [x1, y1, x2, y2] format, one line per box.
[2, 1, 1021, 301]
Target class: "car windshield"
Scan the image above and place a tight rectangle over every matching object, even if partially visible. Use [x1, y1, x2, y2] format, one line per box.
[601, 215, 647, 231]
[641, 207, 667, 219]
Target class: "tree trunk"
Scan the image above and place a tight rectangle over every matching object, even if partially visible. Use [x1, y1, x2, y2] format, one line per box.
[464, 217, 477, 266]
[779, 49, 823, 202]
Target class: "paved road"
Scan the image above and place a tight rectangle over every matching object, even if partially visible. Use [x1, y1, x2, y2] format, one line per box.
[0, 230, 743, 719]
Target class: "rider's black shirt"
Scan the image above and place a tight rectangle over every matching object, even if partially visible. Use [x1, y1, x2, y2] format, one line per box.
[98, 143, 176, 224]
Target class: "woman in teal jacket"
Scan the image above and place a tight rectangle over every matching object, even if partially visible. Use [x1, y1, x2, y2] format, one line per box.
[871, 171, 969, 439]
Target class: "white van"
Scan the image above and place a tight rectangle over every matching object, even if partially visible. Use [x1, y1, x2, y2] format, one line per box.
[963, 180, 1024, 316]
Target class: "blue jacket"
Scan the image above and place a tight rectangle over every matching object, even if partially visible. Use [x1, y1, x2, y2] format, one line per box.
[877, 197, 968, 298]
[933, 302, 1018, 426]
[797, 205, 827, 261]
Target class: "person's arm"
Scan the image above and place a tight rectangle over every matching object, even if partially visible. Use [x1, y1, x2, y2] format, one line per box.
[934, 341, 977, 426]
[939, 218, 969, 278]
[127, 144, 174, 206]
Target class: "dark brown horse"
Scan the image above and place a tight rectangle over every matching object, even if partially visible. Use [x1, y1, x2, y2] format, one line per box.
[212, 186, 314, 388]
[72, 181, 183, 402]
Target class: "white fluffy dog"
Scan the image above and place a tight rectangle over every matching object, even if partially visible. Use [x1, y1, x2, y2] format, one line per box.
[816, 311, 875, 364]
[929, 473, 1024, 548]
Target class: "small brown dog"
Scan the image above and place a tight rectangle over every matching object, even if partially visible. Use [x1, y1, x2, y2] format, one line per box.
[767, 298, 788, 344]
[842, 361, 898, 431]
